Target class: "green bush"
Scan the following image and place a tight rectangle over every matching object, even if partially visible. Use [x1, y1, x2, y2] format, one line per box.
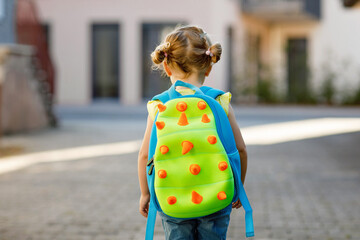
[257, 80, 278, 103]
[320, 77, 336, 104]
[342, 82, 360, 105]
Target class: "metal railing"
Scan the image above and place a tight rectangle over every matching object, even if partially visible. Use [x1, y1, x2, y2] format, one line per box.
[15, 0, 57, 126]
[16, 0, 55, 97]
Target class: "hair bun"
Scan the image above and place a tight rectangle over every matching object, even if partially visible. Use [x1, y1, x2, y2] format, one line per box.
[151, 42, 171, 64]
[151, 47, 166, 64]
[209, 43, 222, 63]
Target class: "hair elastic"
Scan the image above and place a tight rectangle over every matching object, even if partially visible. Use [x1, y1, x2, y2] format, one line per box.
[205, 48, 213, 57]
[200, 32, 208, 39]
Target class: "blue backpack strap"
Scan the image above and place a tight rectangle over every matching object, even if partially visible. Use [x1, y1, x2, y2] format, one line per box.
[239, 184, 254, 237]
[145, 200, 157, 240]
[153, 82, 224, 102]
[153, 81, 207, 103]
[200, 86, 225, 99]
[200, 86, 212, 94]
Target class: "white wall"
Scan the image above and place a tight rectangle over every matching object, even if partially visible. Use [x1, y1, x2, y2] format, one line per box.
[311, 0, 360, 97]
[34, 0, 240, 105]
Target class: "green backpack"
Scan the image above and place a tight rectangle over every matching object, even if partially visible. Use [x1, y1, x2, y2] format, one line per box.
[146, 81, 254, 238]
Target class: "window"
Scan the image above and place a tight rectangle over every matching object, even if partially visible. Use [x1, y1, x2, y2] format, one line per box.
[91, 24, 120, 100]
[0, 0, 5, 21]
[287, 38, 308, 102]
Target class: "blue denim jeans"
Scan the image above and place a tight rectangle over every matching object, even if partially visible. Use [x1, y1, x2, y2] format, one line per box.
[158, 204, 232, 240]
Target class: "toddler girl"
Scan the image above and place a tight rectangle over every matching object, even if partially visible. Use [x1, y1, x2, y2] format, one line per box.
[138, 25, 249, 240]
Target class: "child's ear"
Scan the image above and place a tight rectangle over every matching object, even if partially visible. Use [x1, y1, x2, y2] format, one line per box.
[163, 62, 172, 76]
[205, 65, 212, 77]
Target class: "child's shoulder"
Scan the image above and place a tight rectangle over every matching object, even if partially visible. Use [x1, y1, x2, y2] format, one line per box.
[215, 92, 232, 115]
[147, 99, 162, 121]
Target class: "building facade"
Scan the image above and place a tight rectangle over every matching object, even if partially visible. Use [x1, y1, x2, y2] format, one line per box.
[34, 0, 240, 105]
[34, 0, 360, 105]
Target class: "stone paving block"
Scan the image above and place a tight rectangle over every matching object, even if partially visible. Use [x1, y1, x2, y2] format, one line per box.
[93, 236, 117, 240]
[53, 235, 95, 240]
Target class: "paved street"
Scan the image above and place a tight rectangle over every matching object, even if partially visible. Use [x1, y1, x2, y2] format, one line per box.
[0, 105, 359, 240]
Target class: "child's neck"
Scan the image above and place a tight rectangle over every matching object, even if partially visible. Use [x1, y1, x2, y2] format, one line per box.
[170, 72, 205, 88]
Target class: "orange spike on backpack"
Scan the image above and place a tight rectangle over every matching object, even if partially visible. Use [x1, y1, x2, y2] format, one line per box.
[189, 164, 201, 175]
[217, 191, 227, 200]
[178, 112, 189, 126]
[207, 135, 217, 144]
[176, 101, 187, 112]
[160, 145, 169, 154]
[218, 161, 228, 171]
[192, 191, 203, 204]
[156, 121, 165, 130]
[167, 196, 177, 205]
[201, 114, 210, 123]
[158, 170, 167, 179]
[157, 103, 167, 112]
[197, 101, 207, 110]
[182, 141, 193, 155]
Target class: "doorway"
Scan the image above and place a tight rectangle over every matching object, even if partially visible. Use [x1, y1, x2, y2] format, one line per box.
[92, 24, 119, 100]
[287, 38, 308, 102]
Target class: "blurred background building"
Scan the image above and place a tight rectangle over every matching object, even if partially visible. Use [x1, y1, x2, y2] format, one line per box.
[1, 0, 360, 115]
[239, 0, 360, 104]
[0, 0, 55, 134]
[31, 0, 360, 106]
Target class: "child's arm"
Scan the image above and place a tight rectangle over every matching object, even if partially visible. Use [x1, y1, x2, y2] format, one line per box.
[138, 115, 154, 218]
[228, 105, 248, 209]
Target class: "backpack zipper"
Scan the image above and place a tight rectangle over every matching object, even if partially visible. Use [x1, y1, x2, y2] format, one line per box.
[147, 157, 154, 175]
[148, 164, 154, 175]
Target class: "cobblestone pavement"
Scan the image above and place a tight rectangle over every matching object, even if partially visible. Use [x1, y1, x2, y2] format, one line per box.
[0, 106, 359, 240]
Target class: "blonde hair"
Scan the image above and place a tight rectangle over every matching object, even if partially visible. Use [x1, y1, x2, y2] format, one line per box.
[151, 25, 222, 76]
